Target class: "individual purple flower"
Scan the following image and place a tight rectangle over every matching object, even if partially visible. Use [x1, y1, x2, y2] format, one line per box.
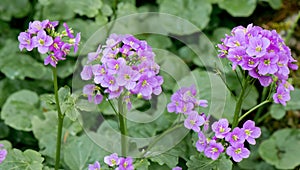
[117, 157, 134, 170]
[246, 37, 270, 57]
[88, 45, 102, 62]
[73, 32, 81, 53]
[196, 131, 207, 152]
[202, 113, 210, 131]
[242, 120, 261, 145]
[28, 20, 48, 34]
[120, 44, 134, 56]
[116, 66, 140, 90]
[83, 84, 103, 104]
[104, 153, 120, 167]
[273, 85, 291, 106]
[18, 32, 35, 51]
[133, 74, 158, 97]
[226, 143, 250, 162]
[225, 127, 246, 146]
[92, 64, 107, 84]
[32, 30, 53, 54]
[122, 35, 140, 50]
[249, 69, 273, 87]
[101, 74, 119, 91]
[49, 36, 63, 52]
[257, 53, 278, 75]
[204, 140, 224, 160]
[0, 144, 7, 164]
[227, 47, 246, 70]
[240, 56, 259, 70]
[172, 166, 182, 170]
[196, 99, 208, 108]
[105, 87, 124, 99]
[106, 58, 126, 74]
[184, 111, 205, 132]
[88, 161, 101, 170]
[80, 65, 93, 80]
[211, 118, 231, 139]
[63, 22, 74, 38]
[44, 53, 58, 67]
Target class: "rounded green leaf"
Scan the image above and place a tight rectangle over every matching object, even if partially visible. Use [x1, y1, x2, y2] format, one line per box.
[0, 0, 31, 21]
[259, 128, 300, 169]
[270, 104, 285, 120]
[65, 0, 103, 18]
[159, 0, 212, 34]
[1, 90, 41, 131]
[0, 149, 44, 170]
[218, 0, 257, 17]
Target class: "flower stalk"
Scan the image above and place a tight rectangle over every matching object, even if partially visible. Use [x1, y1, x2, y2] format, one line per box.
[232, 76, 249, 128]
[118, 95, 128, 156]
[53, 67, 65, 170]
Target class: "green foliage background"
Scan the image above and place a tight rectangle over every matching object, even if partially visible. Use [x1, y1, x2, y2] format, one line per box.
[0, 0, 300, 169]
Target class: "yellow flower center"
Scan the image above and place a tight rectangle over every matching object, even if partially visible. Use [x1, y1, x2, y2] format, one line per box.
[232, 135, 238, 141]
[235, 148, 242, 154]
[39, 39, 45, 45]
[142, 80, 147, 86]
[255, 46, 262, 52]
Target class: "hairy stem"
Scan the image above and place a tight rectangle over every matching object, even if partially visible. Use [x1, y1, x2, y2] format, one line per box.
[118, 95, 127, 156]
[53, 67, 65, 170]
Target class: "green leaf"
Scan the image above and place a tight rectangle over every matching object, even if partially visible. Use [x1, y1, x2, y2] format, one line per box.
[242, 85, 259, 110]
[1, 90, 42, 131]
[260, 0, 282, 9]
[0, 0, 31, 21]
[32, 111, 82, 159]
[64, 0, 102, 17]
[0, 149, 44, 170]
[149, 151, 178, 168]
[134, 159, 150, 170]
[259, 128, 300, 169]
[218, 0, 257, 17]
[186, 154, 232, 170]
[159, 0, 212, 34]
[145, 35, 172, 49]
[64, 134, 109, 170]
[35, 0, 75, 20]
[270, 104, 285, 120]
[0, 40, 49, 80]
[286, 88, 300, 110]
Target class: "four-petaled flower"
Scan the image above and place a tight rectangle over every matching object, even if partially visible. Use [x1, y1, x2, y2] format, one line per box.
[104, 153, 120, 167]
[226, 143, 250, 162]
[88, 161, 101, 170]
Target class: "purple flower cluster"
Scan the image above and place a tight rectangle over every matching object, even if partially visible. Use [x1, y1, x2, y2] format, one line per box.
[81, 34, 163, 106]
[167, 85, 208, 132]
[0, 144, 7, 164]
[218, 24, 298, 105]
[18, 19, 81, 67]
[196, 119, 261, 162]
[88, 153, 134, 170]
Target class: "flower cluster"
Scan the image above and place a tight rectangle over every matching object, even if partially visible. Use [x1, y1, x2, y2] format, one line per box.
[88, 153, 134, 170]
[168, 86, 261, 162]
[81, 34, 163, 107]
[218, 24, 298, 105]
[167, 85, 208, 132]
[195, 119, 261, 162]
[0, 144, 7, 164]
[18, 20, 81, 67]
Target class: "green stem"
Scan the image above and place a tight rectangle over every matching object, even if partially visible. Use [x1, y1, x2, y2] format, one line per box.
[232, 77, 249, 128]
[118, 95, 127, 156]
[53, 68, 65, 170]
[238, 100, 271, 123]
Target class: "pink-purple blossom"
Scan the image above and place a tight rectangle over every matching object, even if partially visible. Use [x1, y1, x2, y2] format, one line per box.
[184, 111, 205, 132]
[204, 140, 224, 160]
[80, 34, 163, 106]
[225, 127, 246, 146]
[88, 161, 100, 170]
[104, 153, 120, 167]
[117, 157, 134, 170]
[226, 143, 250, 162]
[18, 19, 81, 67]
[242, 120, 261, 145]
[0, 144, 7, 164]
[196, 131, 207, 152]
[218, 24, 298, 105]
[211, 118, 231, 139]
